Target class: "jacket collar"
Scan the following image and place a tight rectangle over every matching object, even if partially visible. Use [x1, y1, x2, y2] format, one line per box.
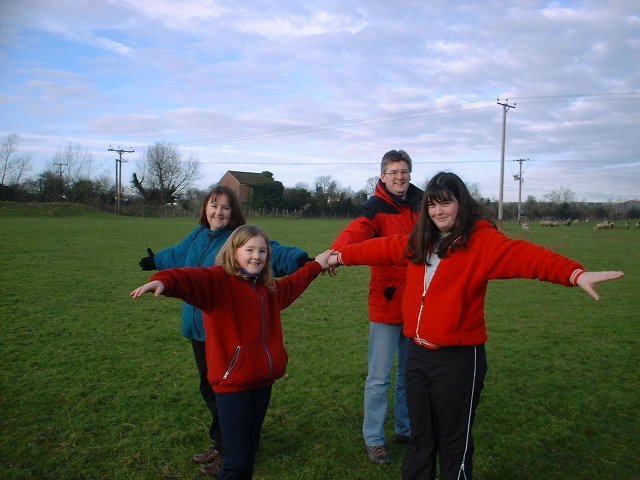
[375, 180, 422, 210]
[207, 226, 234, 238]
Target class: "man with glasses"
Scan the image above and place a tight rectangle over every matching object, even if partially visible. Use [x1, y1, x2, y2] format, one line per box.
[332, 150, 423, 465]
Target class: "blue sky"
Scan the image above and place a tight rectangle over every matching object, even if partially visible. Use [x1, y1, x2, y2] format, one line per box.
[1, 0, 639, 202]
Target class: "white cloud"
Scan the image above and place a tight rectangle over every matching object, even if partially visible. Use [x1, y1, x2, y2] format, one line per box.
[0, 0, 638, 202]
[114, 0, 226, 29]
[235, 10, 366, 39]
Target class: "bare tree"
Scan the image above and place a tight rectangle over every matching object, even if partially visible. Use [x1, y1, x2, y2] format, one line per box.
[314, 175, 336, 194]
[1, 133, 33, 185]
[50, 143, 93, 186]
[467, 182, 483, 201]
[132, 143, 199, 204]
[544, 186, 576, 204]
[364, 176, 379, 197]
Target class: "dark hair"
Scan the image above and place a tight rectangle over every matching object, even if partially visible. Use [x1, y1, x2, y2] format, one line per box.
[199, 185, 246, 230]
[381, 149, 412, 174]
[406, 171, 492, 263]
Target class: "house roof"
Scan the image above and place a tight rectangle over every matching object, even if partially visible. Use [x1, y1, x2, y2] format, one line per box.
[226, 171, 274, 186]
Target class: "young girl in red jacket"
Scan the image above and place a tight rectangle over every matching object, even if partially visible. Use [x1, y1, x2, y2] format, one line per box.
[327, 172, 624, 480]
[131, 225, 332, 480]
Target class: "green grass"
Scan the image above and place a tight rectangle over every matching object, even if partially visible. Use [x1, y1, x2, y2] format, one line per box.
[1, 204, 638, 479]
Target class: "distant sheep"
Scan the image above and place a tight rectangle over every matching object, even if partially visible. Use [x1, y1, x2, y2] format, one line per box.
[540, 220, 560, 227]
[594, 221, 614, 230]
[521, 223, 530, 231]
[636, 221, 640, 229]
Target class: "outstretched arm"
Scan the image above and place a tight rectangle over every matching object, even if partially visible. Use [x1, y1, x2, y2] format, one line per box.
[130, 280, 165, 299]
[575, 271, 624, 301]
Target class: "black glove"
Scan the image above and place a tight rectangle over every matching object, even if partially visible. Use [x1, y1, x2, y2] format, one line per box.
[139, 248, 156, 271]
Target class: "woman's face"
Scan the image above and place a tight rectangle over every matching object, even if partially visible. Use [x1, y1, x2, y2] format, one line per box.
[235, 235, 268, 275]
[427, 197, 459, 234]
[205, 194, 231, 230]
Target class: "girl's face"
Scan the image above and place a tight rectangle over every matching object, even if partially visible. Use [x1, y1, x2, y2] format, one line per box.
[206, 194, 231, 230]
[235, 235, 268, 275]
[427, 197, 459, 234]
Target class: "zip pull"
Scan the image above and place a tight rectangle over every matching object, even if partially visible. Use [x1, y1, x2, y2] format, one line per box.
[223, 346, 241, 380]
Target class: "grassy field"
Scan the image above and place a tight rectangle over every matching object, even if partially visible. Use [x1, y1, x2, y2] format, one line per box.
[1, 202, 638, 479]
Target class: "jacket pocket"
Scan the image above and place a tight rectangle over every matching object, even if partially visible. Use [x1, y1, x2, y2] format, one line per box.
[222, 346, 241, 380]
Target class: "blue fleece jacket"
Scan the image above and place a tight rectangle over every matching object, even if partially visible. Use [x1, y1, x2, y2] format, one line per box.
[153, 225, 309, 341]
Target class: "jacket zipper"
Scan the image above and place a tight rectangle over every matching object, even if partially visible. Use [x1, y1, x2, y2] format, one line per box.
[223, 346, 241, 379]
[414, 262, 441, 349]
[260, 294, 273, 378]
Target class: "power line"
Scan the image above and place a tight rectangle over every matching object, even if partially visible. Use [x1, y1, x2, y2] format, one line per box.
[154, 92, 639, 150]
[108, 146, 134, 215]
[170, 101, 497, 148]
[508, 91, 640, 103]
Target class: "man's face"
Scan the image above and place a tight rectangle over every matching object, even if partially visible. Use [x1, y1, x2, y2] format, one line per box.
[380, 160, 410, 198]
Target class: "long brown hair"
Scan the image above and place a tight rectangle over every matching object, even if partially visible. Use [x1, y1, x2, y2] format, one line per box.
[406, 171, 493, 263]
[199, 185, 246, 230]
[215, 225, 276, 291]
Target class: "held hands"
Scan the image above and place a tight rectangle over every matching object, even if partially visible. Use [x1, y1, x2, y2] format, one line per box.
[576, 271, 624, 301]
[327, 252, 340, 267]
[130, 280, 165, 299]
[313, 250, 334, 271]
[313, 250, 341, 276]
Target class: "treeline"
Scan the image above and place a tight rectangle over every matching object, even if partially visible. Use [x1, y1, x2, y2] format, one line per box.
[1, 134, 637, 220]
[2, 171, 637, 221]
[0, 162, 372, 218]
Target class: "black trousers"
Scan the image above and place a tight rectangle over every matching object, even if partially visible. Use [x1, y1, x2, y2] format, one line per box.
[191, 339, 224, 452]
[403, 343, 487, 480]
[215, 386, 272, 480]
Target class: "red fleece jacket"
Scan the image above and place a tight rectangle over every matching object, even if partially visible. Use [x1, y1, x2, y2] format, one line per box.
[151, 261, 324, 393]
[331, 180, 422, 324]
[337, 220, 583, 347]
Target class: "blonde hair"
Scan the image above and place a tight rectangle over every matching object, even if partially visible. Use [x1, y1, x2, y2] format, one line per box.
[215, 225, 276, 291]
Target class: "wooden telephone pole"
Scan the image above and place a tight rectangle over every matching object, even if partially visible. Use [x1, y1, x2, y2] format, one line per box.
[497, 99, 516, 229]
[108, 146, 134, 215]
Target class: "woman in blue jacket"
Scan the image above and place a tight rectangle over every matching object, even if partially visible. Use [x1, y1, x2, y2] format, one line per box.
[138, 185, 309, 476]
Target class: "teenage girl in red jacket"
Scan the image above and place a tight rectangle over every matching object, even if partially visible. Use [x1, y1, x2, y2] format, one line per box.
[328, 171, 623, 480]
[131, 225, 332, 480]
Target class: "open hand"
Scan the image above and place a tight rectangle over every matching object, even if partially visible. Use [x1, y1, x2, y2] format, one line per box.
[576, 271, 624, 301]
[130, 280, 164, 299]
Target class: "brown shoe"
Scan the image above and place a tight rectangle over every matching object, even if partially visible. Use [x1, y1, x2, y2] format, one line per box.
[365, 444, 390, 465]
[192, 448, 222, 464]
[200, 457, 224, 476]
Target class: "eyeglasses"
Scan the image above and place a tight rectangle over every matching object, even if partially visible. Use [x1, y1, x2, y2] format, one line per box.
[384, 169, 410, 176]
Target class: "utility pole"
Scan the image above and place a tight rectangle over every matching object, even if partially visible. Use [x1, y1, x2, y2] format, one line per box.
[513, 158, 529, 223]
[53, 162, 67, 179]
[53, 162, 68, 200]
[497, 99, 516, 229]
[108, 146, 134, 215]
